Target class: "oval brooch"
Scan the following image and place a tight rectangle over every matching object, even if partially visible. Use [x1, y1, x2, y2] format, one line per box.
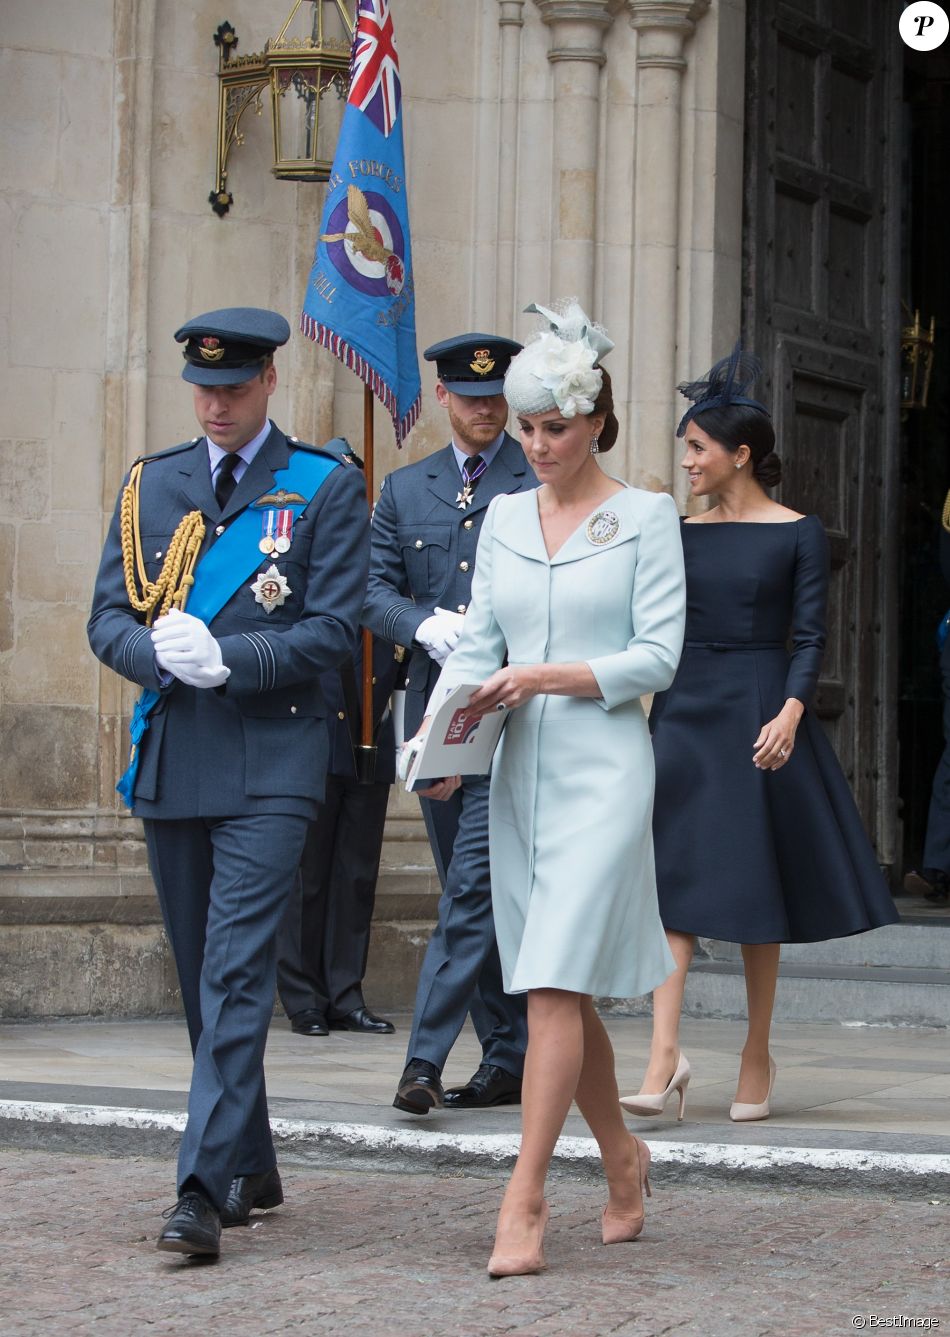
[586, 510, 620, 546]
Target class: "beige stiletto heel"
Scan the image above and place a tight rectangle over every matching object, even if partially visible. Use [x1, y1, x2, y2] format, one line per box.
[730, 1055, 776, 1122]
[602, 1136, 652, 1245]
[619, 1052, 690, 1120]
[487, 1199, 549, 1278]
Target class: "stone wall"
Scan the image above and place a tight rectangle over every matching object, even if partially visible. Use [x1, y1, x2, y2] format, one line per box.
[0, 0, 745, 1015]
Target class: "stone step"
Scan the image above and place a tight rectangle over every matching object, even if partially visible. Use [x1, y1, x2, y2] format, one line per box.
[378, 840, 436, 871]
[702, 923, 950, 971]
[363, 918, 434, 1011]
[605, 959, 950, 1028]
[374, 871, 441, 919]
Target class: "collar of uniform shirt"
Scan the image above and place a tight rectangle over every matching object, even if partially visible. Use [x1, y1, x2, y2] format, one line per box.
[207, 418, 273, 487]
[451, 431, 505, 476]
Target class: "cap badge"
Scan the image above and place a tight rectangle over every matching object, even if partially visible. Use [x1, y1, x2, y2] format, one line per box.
[199, 337, 225, 363]
[250, 564, 292, 613]
[586, 510, 620, 546]
[470, 349, 495, 376]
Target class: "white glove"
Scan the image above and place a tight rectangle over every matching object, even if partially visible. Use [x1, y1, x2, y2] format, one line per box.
[415, 607, 465, 666]
[397, 732, 426, 783]
[151, 608, 231, 689]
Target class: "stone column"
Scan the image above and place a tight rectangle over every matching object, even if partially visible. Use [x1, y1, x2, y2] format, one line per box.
[626, 0, 709, 490]
[534, 0, 615, 309]
[496, 1, 526, 332]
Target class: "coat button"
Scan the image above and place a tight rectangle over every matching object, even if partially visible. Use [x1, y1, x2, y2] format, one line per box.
[463, 519, 474, 529]
[457, 604, 467, 614]
[459, 560, 469, 572]
[414, 539, 423, 549]
[215, 524, 225, 536]
[154, 550, 163, 559]
[290, 706, 298, 715]
[338, 711, 346, 720]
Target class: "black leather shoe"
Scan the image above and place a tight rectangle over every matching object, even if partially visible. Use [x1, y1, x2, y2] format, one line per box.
[156, 1190, 221, 1257]
[219, 1167, 284, 1228]
[329, 1006, 395, 1034]
[393, 1058, 444, 1114]
[291, 1009, 329, 1036]
[444, 1064, 522, 1109]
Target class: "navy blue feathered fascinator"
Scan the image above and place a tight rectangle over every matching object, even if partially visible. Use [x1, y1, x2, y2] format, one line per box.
[675, 341, 770, 438]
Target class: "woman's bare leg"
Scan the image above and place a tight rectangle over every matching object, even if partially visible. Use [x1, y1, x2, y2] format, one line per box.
[573, 997, 646, 1213]
[492, 988, 583, 1252]
[638, 930, 695, 1093]
[734, 942, 780, 1103]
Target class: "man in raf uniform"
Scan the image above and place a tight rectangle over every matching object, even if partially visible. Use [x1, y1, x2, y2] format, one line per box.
[364, 333, 537, 1114]
[88, 307, 368, 1258]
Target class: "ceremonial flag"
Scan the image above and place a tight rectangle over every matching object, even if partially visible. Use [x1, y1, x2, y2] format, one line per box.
[301, 0, 421, 444]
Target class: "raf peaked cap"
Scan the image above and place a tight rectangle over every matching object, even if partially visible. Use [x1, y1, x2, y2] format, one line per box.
[174, 307, 291, 385]
[423, 333, 523, 397]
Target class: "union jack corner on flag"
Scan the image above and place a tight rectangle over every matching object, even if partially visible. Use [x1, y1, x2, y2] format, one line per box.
[301, 0, 421, 445]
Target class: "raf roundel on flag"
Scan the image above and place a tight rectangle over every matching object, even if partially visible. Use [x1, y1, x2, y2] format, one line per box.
[301, 0, 421, 445]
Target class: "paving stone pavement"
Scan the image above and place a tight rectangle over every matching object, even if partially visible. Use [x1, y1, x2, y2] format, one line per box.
[2, 1148, 947, 1337]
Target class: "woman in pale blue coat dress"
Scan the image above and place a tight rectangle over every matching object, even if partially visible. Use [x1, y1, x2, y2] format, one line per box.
[412, 303, 686, 1277]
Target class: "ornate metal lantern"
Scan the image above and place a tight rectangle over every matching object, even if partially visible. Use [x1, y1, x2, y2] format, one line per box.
[210, 1, 354, 218]
[900, 304, 936, 412]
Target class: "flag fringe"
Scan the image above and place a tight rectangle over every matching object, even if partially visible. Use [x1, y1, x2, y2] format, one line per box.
[301, 313, 421, 447]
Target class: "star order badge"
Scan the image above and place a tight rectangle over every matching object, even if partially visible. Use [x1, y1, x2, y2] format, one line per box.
[250, 564, 291, 613]
[456, 486, 474, 510]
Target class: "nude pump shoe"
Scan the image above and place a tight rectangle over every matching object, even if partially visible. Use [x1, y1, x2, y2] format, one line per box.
[487, 1199, 549, 1278]
[602, 1135, 652, 1246]
[730, 1055, 776, 1122]
[619, 1052, 690, 1120]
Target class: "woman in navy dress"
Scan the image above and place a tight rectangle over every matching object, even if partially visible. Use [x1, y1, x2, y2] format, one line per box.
[620, 349, 898, 1124]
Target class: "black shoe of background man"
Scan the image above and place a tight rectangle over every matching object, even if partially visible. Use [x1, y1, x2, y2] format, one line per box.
[219, 1167, 284, 1228]
[393, 1058, 444, 1114]
[902, 869, 950, 903]
[291, 1009, 329, 1036]
[156, 1189, 221, 1257]
[329, 1006, 395, 1034]
[443, 1064, 522, 1109]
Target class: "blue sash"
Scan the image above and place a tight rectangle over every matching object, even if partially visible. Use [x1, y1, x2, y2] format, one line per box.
[116, 446, 342, 809]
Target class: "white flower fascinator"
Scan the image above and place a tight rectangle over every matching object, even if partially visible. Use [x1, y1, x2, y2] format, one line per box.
[504, 300, 614, 417]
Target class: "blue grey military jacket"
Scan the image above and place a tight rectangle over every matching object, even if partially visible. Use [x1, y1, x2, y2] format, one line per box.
[88, 424, 369, 819]
[364, 432, 538, 734]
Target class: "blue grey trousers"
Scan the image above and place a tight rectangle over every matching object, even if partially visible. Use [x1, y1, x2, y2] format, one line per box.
[144, 813, 310, 1207]
[410, 775, 527, 1077]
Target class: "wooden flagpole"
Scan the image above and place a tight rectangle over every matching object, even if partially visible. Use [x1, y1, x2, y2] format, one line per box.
[356, 381, 377, 783]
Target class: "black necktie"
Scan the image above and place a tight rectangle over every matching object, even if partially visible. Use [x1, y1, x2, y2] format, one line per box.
[214, 452, 239, 510]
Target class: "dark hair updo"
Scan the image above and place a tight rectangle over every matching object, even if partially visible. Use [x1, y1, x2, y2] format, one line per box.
[591, 367, 619, 452]
[690, 403, 781, 488]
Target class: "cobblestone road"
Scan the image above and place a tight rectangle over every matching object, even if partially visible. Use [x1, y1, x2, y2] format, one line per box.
[2, 1149, 947, 1336]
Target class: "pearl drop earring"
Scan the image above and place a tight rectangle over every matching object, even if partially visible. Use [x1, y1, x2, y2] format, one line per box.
[590, 436, 600, 455]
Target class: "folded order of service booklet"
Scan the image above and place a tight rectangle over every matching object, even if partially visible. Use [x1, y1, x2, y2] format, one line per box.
[405, 684, 509, 790]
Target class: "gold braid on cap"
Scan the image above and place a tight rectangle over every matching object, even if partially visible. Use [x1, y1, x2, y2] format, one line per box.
[120, 461, 205, 625]
[942, 488, 950, 534]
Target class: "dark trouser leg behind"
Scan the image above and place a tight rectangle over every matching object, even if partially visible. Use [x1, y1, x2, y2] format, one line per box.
[407, 775, 527, 1077]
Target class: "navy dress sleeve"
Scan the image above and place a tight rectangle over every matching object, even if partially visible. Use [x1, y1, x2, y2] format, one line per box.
[783, 515, 829, 708]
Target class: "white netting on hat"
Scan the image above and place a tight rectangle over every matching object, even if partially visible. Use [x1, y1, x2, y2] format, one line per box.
[504, 300, 614, 417]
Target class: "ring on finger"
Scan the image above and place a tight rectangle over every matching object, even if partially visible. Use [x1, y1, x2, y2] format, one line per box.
[778, 747, 787, 758]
